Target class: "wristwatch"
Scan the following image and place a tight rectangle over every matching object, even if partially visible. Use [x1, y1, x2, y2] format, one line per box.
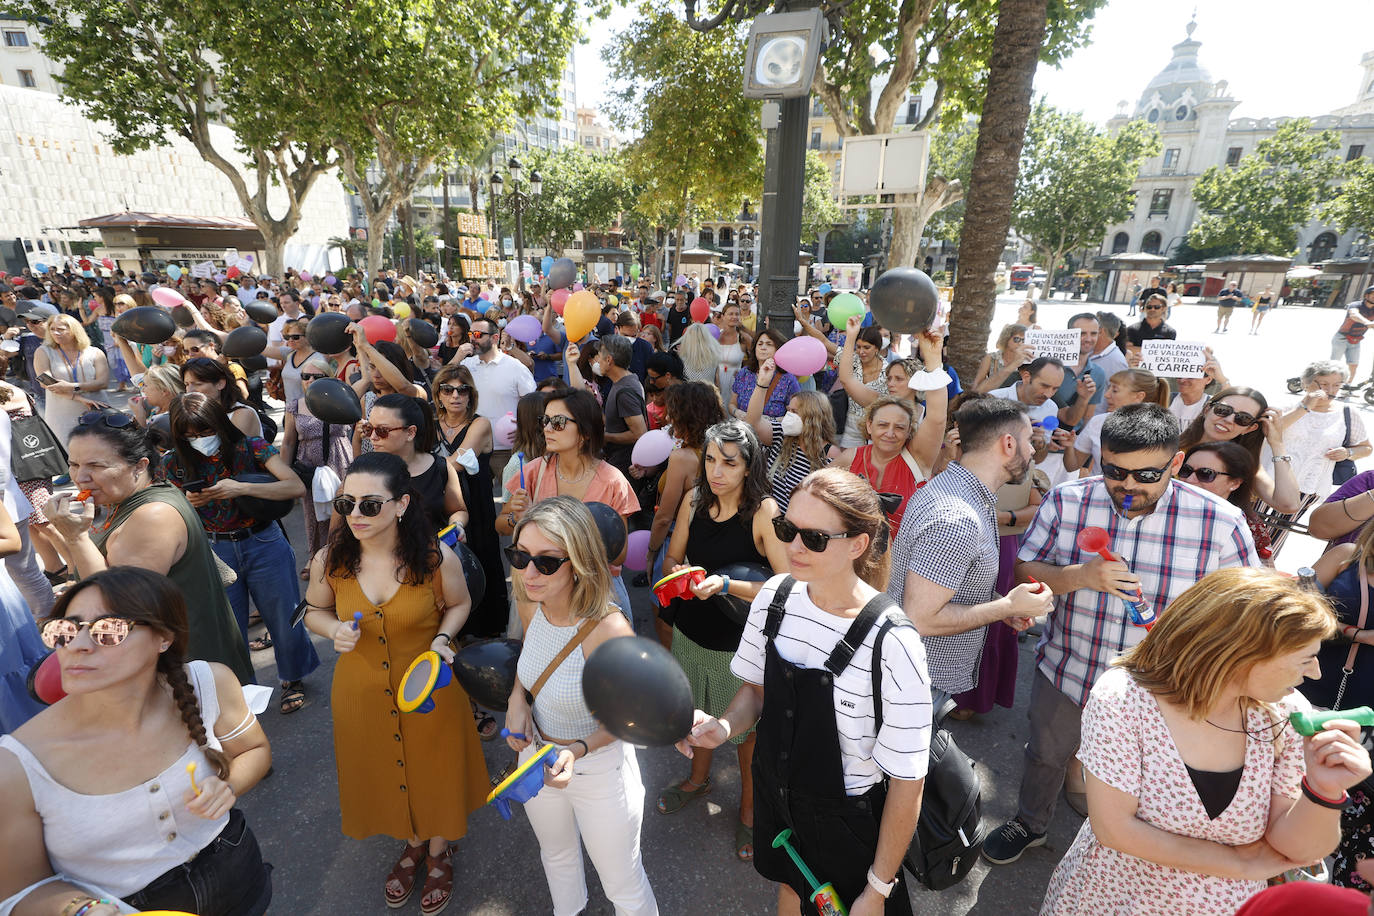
[867, 867, 897, 898]
[1273, 454, 1293, 463]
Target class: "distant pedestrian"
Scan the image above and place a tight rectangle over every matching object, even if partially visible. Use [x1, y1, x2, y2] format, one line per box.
[1216, 280, 1241, 333]
[1249, 286, 1274, 335]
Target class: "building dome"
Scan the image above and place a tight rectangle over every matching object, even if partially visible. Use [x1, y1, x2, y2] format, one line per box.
[1135, 20, 1213, 123]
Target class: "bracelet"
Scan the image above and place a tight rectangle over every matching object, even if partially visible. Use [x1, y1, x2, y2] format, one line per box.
[572, 738, 589, 758]
[1344, 498, 1358, 520]
[1301, 776, 1349, 809]
[756, 382, 769, 389]
[866, 867, 897, 898]
[720, 575, 731, 597]
[61, 897, 98, 916]
[1274, 454, 1293, 463]
[436, 632, 454, 646]
[73, 901, 112, 916]
[1007, 509, 1017, 527]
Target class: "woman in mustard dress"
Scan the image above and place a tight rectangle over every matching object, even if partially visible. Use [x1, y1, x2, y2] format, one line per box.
[303, 451, 488, 915]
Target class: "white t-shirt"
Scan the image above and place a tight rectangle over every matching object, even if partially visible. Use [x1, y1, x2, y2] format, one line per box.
[1075, 413, 1108, 474]
[989, 383, 1057, 424]
[1284, 404, 1367, 497]
[461, 350, 535, 422]
[731, 575, 933, 793]
[1169, 394, 1206, 427]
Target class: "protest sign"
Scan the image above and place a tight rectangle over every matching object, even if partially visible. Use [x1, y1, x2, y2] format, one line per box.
[1024, 328, 1081, 364]
[1140, 340, 1206, 378]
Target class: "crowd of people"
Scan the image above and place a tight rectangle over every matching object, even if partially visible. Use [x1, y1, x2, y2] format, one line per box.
[0, 263, 1371, 916]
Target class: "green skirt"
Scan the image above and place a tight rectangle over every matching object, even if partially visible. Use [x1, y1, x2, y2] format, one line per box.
[671, 627, 753, 744]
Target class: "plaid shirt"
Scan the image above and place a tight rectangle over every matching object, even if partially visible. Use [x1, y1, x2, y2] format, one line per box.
[1018, 477, 1257, 706]
[887, 462, 999, 694]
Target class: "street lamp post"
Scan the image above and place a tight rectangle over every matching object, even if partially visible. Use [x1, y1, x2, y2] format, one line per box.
[489, 157, 543, 291]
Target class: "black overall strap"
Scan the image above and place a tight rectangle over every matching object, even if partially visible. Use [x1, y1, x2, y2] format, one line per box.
[824, 592, 899, 677]
[762, 576, 797, 641]
[871, 616, 915, 732]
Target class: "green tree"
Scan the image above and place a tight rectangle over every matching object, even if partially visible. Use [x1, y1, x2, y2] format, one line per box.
[1324, 156, 1374, 238]
[1013, 102, 1160, 299]
[606, 9, 763, 281]
[801, 150, 842, 244]
[1187, 119, 1343, 256]
[16, 0, 339, 276]
[922, 117, 979, 250]
[494, 147, 634, 254]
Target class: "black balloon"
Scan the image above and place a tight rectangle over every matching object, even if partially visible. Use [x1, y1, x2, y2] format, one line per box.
[586, 502, 626, 560]
[407, 318, 439, 349]
[707, 561, 772, 625]
[170, 304, 197, 329]
[452, 638, 522, 711]
[451, 539, 486, 607]
[112, 306, 177, 345]
[868, 267, 939, 334]
[547, 257, 576, 290]
[0, 306, 16, 326]
[222, 325, 267, 358]
[582, 637, 694, 746]
[146, 412, 173, 450]
[234, 354, 269, 372]
[307, 312, 352, 354]
[244, 301, 279, 324]
[303, 377, 363, 425]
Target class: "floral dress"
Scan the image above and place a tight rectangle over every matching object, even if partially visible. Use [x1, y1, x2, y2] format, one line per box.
[1042, 667, 1309, 916]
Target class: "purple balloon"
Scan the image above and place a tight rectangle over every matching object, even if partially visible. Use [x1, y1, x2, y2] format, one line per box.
[625, 529, 652, 571]
[706, 323, 722, 340]
[506, 314, 542, 345]
[631, 428, 674, 467]
[675, 274, 687, 287]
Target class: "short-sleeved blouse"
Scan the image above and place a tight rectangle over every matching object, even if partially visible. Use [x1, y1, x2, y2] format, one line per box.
[1042, 667, 1309, 915]
[506, 454, 637, 573]
[732, 368, 800, 418]
[160, 437, 279, 532]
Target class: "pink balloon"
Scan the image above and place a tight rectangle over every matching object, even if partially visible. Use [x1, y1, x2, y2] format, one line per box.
[625, 529, 652, 571]
[150, 287, 187, 308]
[479, 291, 491, 301]
[493, 411, 517, 449]
[631, 428, 674, 467]
[299, 270, 312, 282]
[572, 282, 584, 292]
[775, 336, 827, 377]
[550, 288, 571, 315]
[359, 315, 396, 344]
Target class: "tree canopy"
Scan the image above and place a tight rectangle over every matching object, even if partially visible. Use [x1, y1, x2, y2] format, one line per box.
[493, 146, 634, 254]
[1324, 156, 1374, 237]
[801, 151, 842, 244]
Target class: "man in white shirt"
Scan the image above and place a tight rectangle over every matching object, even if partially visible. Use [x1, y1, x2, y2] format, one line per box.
[1088, 310, 1129, 382]
[990, 357, 1066, 464]
[1169, 350, 1228, 428]
[462, 316, 534, 481]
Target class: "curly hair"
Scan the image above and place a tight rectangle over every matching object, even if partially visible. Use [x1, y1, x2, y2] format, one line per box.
[664, 381, 725, 451]
[326, 451, 441, 586]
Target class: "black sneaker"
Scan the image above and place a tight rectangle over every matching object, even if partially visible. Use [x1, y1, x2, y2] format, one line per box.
[982, 818, 1046, 865]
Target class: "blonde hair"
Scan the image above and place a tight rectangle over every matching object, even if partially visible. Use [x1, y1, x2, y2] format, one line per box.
[142, 364, 185, 398]
[1115, 568, 1336, 719]
[510, 496, 617, 620]
[677, 322, 722, 376]
[770, 390, 834, 484]
[996, 323, 1027, 351]
[44, 314, 90, 351]
[1109, 368, 1170, 407]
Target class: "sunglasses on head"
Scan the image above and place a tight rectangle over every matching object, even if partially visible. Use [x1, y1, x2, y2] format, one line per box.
[1179, 464, 1234, 484]
[41, 615, 138, 649]
[332, 495, 397, 517]
[772, 515, 854, 552]
[503, 546, 571, 575]
[1100, 461, 1170, 484]
[358, 422, 407, 439]
[541, 414, 571, 431]
[1207, 402, 1258, 427]
[79, 410, 135, 429]
[438, 383, 472, 397]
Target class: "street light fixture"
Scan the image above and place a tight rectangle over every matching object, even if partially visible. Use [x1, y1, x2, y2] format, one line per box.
[488, 158, 542, 290]
[743, 8, 826, 99]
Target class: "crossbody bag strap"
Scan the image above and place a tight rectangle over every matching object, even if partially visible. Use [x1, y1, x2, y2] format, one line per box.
[762, 576, 796, 641]
[824, 592, 898, 677]
[1336, 564, 1371, 708]
[528, 618, 595, 701]
[1344, 406, 1354, 448]
[868, 616, 915, 732]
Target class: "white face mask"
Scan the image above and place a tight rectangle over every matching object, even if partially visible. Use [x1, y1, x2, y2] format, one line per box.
[189, 434, 220, 457]
[666, 298, 676, 306]
[591, 360, 605, 377]
[497, 318, 507, 329]
[881, 335, 891, 349]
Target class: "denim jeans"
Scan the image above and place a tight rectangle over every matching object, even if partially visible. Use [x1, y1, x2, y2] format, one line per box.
[211, 523, 319, 683]
[5, 519, 53, 617]
[125, 809, 273, 916]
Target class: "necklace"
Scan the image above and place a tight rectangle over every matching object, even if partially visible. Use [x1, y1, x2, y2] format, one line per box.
[1204, 700, 1289, 743]
[555, 454, 594, 485]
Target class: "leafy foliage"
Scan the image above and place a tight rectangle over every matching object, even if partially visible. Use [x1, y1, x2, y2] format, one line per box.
[1324, 156, 1374, 236]
[493, 146, 634, 254]
[1187, 119, 1343, 256]
[801, 150, 842, 244]
[923, 118, 980, 244]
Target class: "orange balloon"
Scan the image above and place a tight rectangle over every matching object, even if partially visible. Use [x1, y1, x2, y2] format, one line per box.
[563, 290, 600, 341]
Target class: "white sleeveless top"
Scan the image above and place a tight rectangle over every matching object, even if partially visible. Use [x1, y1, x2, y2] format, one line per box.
[0, 661, 230, 897]
[516, 608, 600, 741]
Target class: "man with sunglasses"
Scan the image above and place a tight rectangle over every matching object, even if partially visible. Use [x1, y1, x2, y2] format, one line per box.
[14, 301, 57, 410]
[984, 403, 1257, 866]
[887, 396, 1054, 720]
[1125, 291, 1177, 356]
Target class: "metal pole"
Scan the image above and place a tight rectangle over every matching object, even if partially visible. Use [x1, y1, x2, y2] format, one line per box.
[489, 184, 499, 287]
[758, 94, 809, 339]
[515, 191, 527, 293]
[441, 172, 451, 276]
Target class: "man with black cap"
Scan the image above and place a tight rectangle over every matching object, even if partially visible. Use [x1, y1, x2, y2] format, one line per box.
[664, 290, 691, 343]
[1332, 285, 1374, 385]
[12, 300, 57, 409]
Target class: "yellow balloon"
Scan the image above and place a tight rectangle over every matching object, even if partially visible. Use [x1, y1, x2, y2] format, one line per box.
[607, 294, 618, 306]
[563, 290, 600, 341]
[392, 302, 411, 319]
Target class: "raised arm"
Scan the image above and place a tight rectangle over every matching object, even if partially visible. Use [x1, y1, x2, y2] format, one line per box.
[908, 331, 950, 476]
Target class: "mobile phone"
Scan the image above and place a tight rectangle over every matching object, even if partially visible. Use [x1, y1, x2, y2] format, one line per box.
[37, 372, 58, 386]
[181, 479, 209, 493]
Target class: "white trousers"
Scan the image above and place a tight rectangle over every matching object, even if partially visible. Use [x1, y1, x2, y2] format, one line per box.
[521, 740, 658, 916]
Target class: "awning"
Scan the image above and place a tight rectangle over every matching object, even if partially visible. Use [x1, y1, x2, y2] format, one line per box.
[1286, 266, 1321, 279]
[78, 211, 258, 231]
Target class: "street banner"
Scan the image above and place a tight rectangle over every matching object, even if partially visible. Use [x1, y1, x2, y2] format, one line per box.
[1140, 340, 1207, 378]
[1024, 328, 1081, 364]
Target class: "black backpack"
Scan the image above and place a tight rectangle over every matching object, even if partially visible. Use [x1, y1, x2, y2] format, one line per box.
[873, 616, 985, 891]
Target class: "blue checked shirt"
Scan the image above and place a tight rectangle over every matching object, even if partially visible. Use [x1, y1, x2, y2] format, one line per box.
[1018, 477, 1258, 707]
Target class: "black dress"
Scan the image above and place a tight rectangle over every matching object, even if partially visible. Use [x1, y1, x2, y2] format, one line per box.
[436, 422, 507, 638]
[409, 453, 450, 533]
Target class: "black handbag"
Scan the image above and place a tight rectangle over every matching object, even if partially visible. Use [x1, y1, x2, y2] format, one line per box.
[11, 408, 68, 482]
[1335, 407, 1358, 486]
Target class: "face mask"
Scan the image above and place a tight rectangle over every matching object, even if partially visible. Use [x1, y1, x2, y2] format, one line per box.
[497, 318, 507, 329]
[162, 345, 178, 356]
[881, 336, 891, 349]
[501, 298, 512, 307]
[591, 361, 605, 377]
[666, 298, 676, 306]
[189, 434, 220, 457]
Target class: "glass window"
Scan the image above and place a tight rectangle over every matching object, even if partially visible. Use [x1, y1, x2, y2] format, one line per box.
[906, 99, 921, 124]
[1148, 189, 1172, 216]
[3, 30, 28, 47]
[1348, 144, 1366, 162]
[1111, 232, 1130, 254]
[1147, 109, 1159, 123]
[18, 69, 35, 87]
[1174, 105, 1189, 121]
[1141, 231, 1162, 254]
[1162, 148, 1180, 172]
[1225, 147, 1242, 167]
[810, 129, 821, 150]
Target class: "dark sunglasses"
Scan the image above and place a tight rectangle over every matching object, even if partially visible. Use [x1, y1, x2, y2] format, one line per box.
[358, 422, 406, 439]
[504, 546, 571, 575]
[469, 330, 489, 340]
[1144, 304, 1166, 311]
[772, 515, 854, 552]
[1207, 402, 1258, 427]
[332, 495, 397, 517]
[41, 615, 138, 649]
[79, 410, 135, 429]
[541, 414, 571, 431]
[1179, 464, 1234, 484]
[438, 384, 472, 397]
[300, 372, 327, 381]
[1101, 461, 1171, 484]
[283, 334, 305, 341]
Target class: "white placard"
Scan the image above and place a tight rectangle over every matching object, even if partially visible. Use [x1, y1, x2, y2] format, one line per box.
[191, 261, 215, 279]
[1024, 328, 1081, 364]
[233, 257, 255, 272]
[1140, 340, 1207, 378]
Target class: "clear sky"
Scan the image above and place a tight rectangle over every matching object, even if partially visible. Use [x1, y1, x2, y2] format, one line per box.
[576, 0, 1372, 126]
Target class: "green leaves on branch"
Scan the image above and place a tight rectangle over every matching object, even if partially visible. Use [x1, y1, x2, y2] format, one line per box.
[493, 147, 635, 253]
[1324, 157, 1374, 236]
[801, 151, 841, 244]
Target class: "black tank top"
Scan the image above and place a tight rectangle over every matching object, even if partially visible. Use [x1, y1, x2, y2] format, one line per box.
[673, 508, 768, 651]
[409, 454, 449, 532]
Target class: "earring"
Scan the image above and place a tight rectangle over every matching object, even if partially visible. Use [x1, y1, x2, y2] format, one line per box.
[160, 643, 170, 652]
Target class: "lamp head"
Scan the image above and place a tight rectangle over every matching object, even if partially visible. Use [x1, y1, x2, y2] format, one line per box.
[742, 8, 827, 100]
[508, 157, 523, 183]
[530, 170, 543, 197]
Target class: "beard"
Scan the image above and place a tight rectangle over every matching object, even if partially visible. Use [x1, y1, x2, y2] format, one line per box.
[1004, 452, 1032, 485]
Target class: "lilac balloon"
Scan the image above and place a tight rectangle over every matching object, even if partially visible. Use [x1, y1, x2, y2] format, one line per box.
[324, 274, 337, 286]
[775, 335, 827, 377]
[625, 529, 652, 571]
[573, 282, 584, 292]
[299, 270, 312, 282]
[493, 411, 517, 448]
[631, 428, 674, 467]
[506, 314, 542, 345]
[706, 323, 722, 340]
[675, 274, 687, 287]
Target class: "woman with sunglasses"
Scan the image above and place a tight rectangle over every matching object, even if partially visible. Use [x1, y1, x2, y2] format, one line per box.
[163, 392, 316, 714]
[681, 468, 931, 916]
[49, 413, 254, 685]
[0, 567, 274, 916]
[300, 451, 488, 914]
[360, 394, 467, 539]
[283, 354, 355, 567]
[430, 365, 506, 639]
[1177, 441, 1273, 562]
[658, 420, 788, 861]
[181, 357, 262, 440]
[502, 497, 657, 915]
[34, 314, 110, 447]
[278, 317, 315, 406]
[351, 326, 429, 452]
[1180, 386, 1302, 515]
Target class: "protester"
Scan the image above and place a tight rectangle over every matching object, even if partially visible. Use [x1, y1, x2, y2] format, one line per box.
[0, 566, 273, 915]
[836, 322, 890, 448]
[1178, 441, 1272, 561]
[1169, 350, 1228, 427]
[986, 404, 1258, 865]
[1052, 314, 1106, 425]
[1277, 359, 1370, 514]
[1041, 568, 1369, 913]
[302, 452, 488, 914]
[1089, 311, 1130, 381]
[1304, 519, 1374, 714]
[1332, 285, 1374, 384]
[972, 323, 1030, 394]
[596, 335, 648, 479]
[0, 380, 65, 599]
[1065, 369, 1171, 476]
[677, 322, 722, 387]
[128, 363, 184, 430]
[746, 382, 836, 513]
[729, 328, 798, 419]
[364, 393, 467, 535]
[35, 314, 110, 446]
[836, 397, 932, 537]
[182, 357, 263, 439]
[1179, 387, 1301, 514]
[282, 354, 354, 566]
[278, 317, 315, 405]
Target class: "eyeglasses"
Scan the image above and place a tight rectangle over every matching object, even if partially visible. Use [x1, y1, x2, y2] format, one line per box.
[1100, 461, 1171, 484]
[79, 410, 136, 429]
[646, 373, 665, 388]
[772, 515, 854, 552]
[541, 414, 571, 431]
[332, 495, 398, 517]
[1207, 402, 1259, 428]
[1011, 336, 1025, 343]
[186, 345, 209, 354]
[1144, 304, 1166, 311]
[469, 330, 488, 340]
[503, 546, 571, 576]
[438, 384, 472, 397]
[41, 615, 139, 649]
[283, 334, 305, 341]
[358, 422, 407, 439]
[1179, 464, 1235, 484]
[300, 372, 327, 381]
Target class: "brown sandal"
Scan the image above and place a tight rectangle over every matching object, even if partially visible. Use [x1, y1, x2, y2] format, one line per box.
[384, 842, 426, 908]
[420, 844, 454, 915]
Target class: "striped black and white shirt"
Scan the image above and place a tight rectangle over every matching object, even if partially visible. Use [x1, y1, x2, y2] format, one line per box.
[764, 417, 829, 513]
[732, 575, 933, 792]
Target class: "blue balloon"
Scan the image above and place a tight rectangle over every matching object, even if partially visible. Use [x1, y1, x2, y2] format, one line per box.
[818, 282, 832, 295]
[541, 255, 554, 275]
[33, 263, 47, 274]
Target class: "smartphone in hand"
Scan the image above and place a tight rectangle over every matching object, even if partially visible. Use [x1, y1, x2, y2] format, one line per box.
[37, 372, 58, 386]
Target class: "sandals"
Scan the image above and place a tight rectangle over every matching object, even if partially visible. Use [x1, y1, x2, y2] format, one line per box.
[656, 778, 711, 814]
[43, 565, 69, 586]
[248, 633, 273, 652]
[735, 819, 754, 862]
[279, 681, 306, 715]
[420, 844, 454, 916]
[472, 706, 499, 741]
[384, 842, 426, 908]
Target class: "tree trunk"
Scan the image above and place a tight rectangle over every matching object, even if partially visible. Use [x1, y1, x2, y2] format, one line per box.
[947, 0, 1049, 383]
[889, 176, 965, 271]
[259, 228, 289, 279]
[402, 201, 417, 276]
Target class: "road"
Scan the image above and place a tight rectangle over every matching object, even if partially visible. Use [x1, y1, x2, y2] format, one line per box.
[232, 294, 1366, 915]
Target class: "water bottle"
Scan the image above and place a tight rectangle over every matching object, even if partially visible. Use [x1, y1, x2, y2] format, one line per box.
[1126, 593, 1156, 630]
[1296, 567, 1319, 593]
